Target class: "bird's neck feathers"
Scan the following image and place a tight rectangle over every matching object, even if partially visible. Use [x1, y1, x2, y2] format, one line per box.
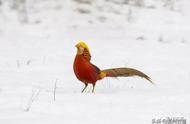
[76, 48, 91, 62]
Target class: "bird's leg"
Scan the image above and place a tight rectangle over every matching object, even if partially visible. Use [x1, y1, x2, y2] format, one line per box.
[81, 83, 88, 93]
[92, 84, 96, 93]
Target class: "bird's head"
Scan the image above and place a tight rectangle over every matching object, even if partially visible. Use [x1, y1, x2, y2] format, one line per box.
[75, 41, 90, 55]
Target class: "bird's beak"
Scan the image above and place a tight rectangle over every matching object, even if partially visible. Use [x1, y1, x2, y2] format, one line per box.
[75, 44, 78, 48]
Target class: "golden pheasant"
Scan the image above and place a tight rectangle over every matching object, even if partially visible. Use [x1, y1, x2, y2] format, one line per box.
[73, 42, 153, 93]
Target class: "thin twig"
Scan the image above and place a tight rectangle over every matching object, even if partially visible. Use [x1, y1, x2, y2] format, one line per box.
[54, 79, 58, 101]
[25, 88, 41, 112]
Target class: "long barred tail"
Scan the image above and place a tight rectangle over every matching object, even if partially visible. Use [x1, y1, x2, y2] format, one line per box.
[101, 67, 154, 84]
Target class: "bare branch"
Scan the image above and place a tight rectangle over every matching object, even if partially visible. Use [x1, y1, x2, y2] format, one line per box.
[54, 79, 58, 101]
[24, 88, 41, 112]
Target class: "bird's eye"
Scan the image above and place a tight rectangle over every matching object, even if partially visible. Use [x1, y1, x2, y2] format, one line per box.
[77, 47, 84, 55]
[80, 47, 84, 51]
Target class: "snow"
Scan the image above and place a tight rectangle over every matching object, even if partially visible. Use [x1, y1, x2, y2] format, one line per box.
[0, 0, 189, 123]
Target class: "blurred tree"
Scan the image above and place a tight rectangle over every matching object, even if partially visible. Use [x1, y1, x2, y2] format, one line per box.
[163, 0, 176, 10]
[11, 0, 28, 23]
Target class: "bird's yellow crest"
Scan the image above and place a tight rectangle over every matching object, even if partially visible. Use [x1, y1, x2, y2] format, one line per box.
[75, 41, 90, 54]
[76, 42, 90, 51]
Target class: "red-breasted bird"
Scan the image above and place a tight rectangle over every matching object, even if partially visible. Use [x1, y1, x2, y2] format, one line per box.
[73, 42, 153, 93]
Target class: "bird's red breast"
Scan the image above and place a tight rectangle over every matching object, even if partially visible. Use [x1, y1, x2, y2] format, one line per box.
[73, 54, 100, 84]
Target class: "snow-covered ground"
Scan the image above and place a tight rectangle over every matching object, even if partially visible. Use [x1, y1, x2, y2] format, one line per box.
[0, 0, 189, 123]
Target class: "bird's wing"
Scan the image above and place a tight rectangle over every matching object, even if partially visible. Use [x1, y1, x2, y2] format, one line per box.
[91, 63, 101, 74]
